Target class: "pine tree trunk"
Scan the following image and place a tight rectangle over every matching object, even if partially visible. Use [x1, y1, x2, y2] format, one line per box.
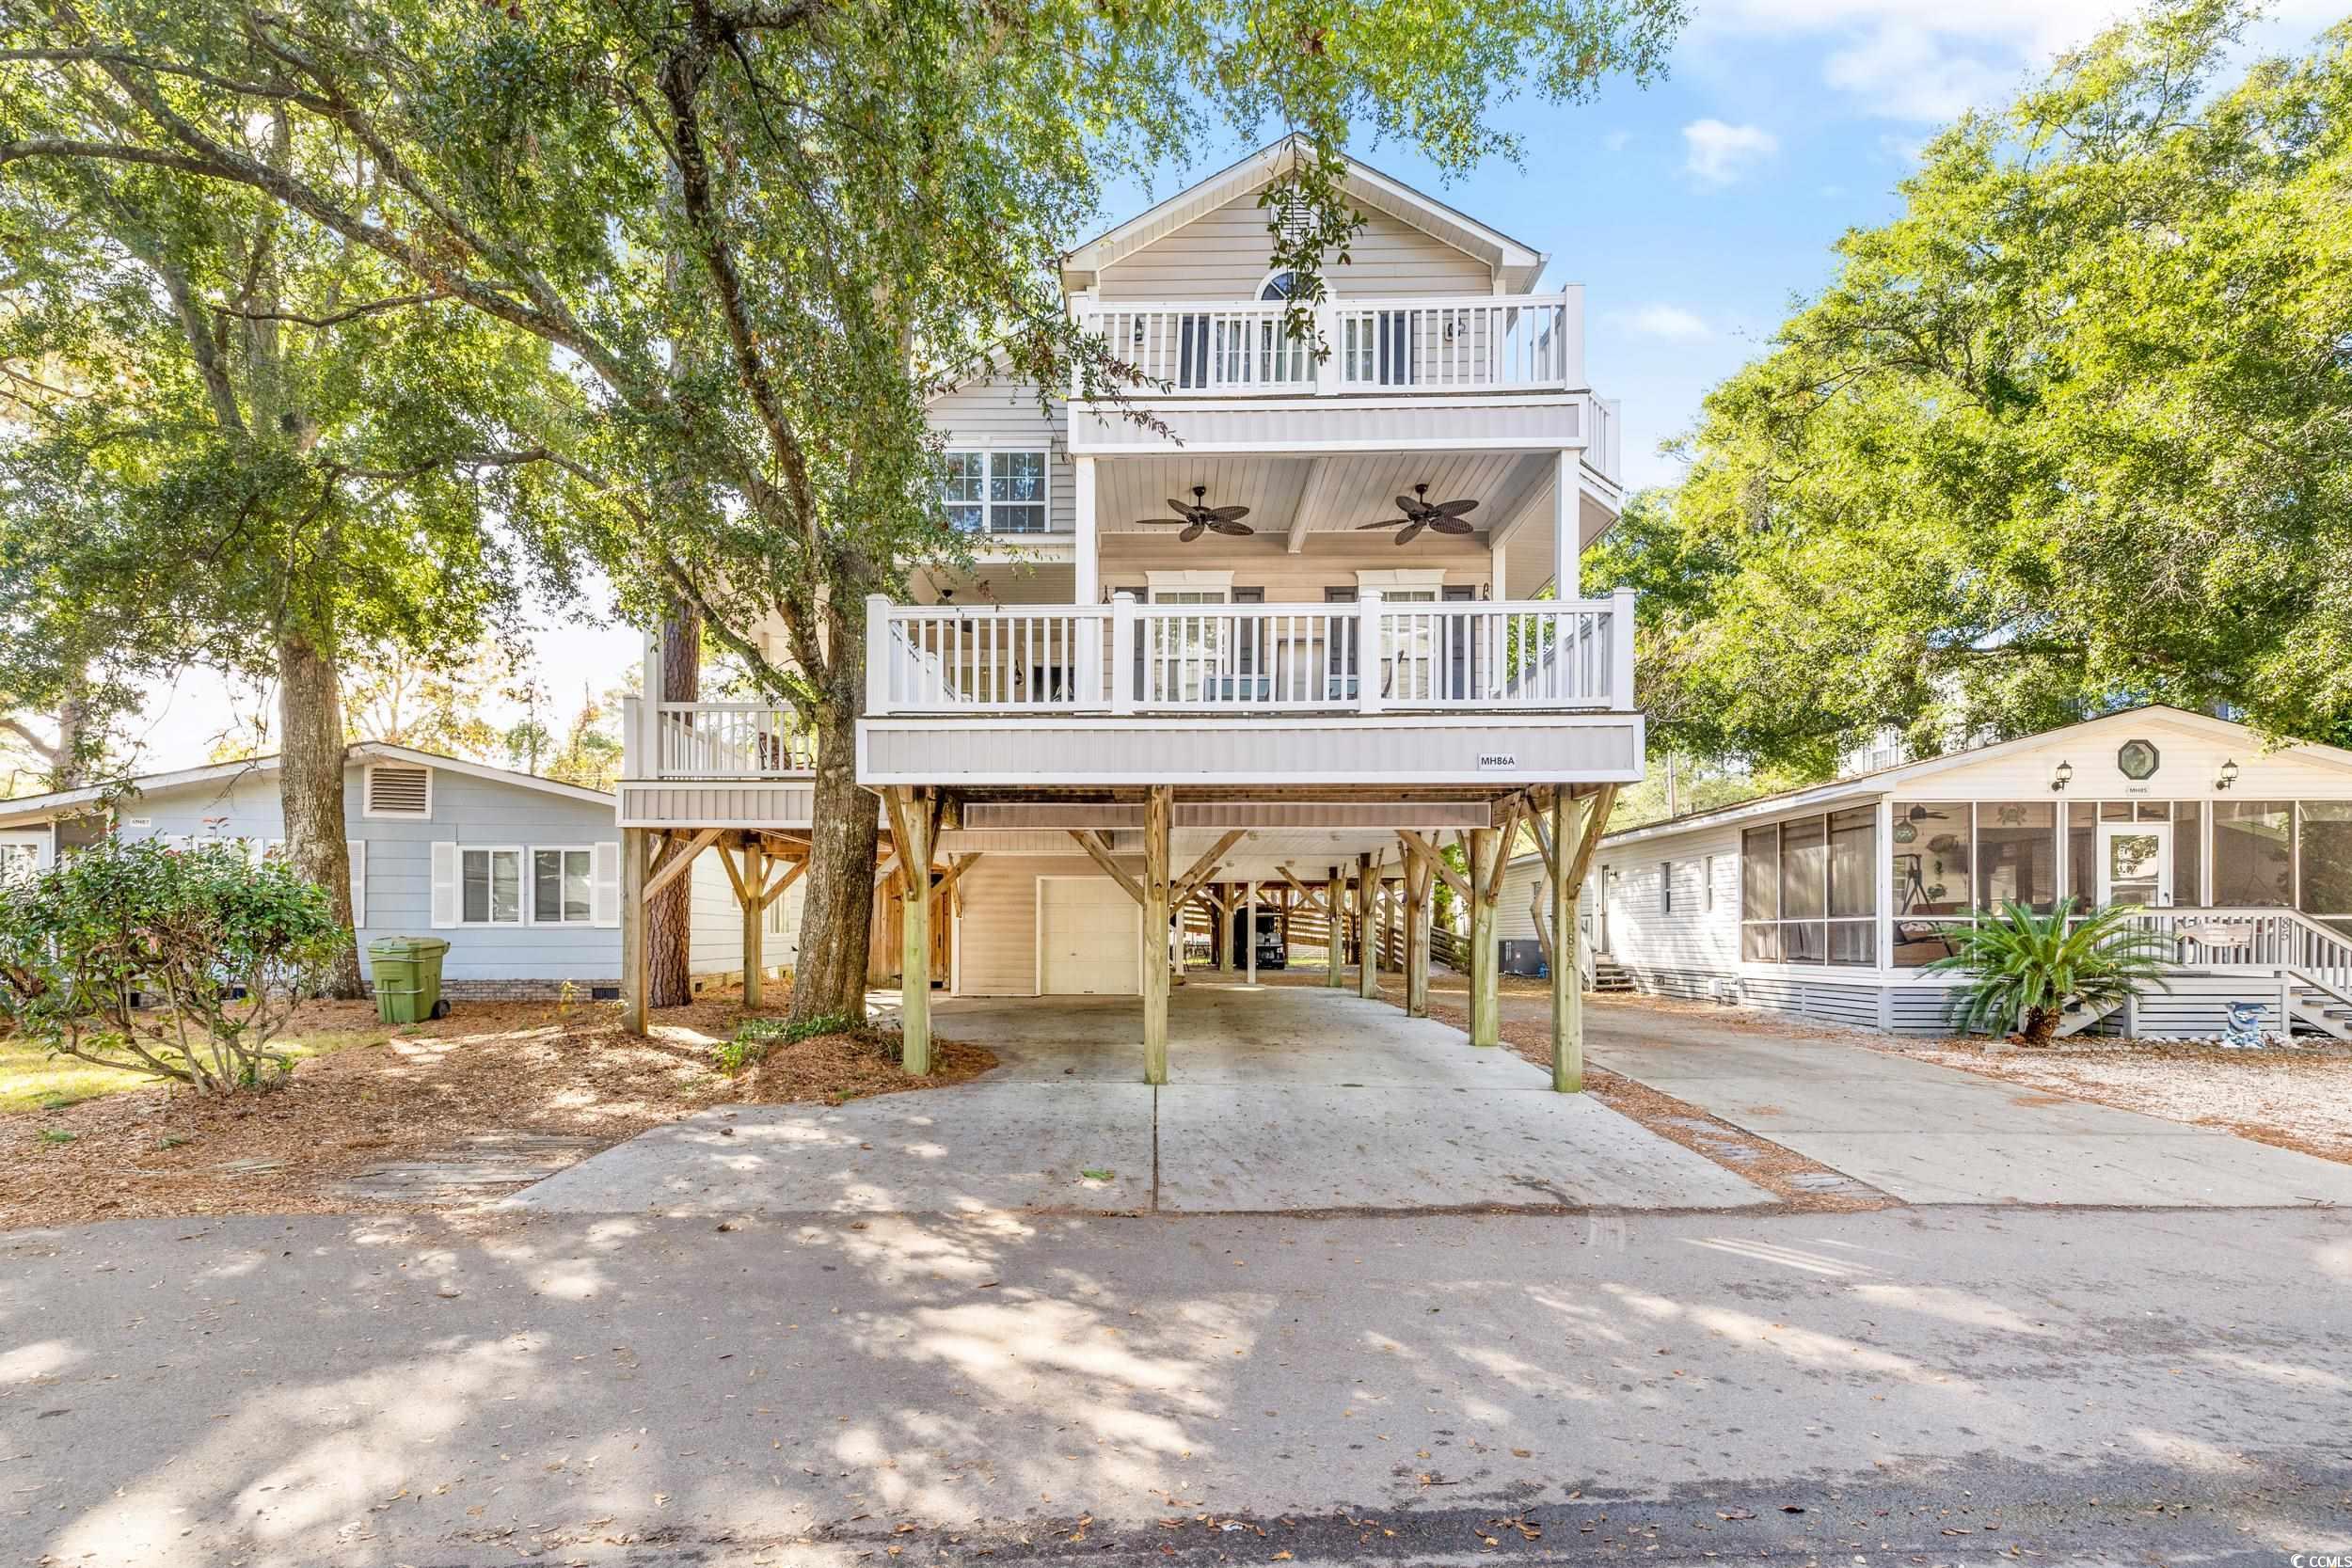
[790, 692, 880, 1025]
[278, 629, 362, 999]
[646, 604, 699, 1008]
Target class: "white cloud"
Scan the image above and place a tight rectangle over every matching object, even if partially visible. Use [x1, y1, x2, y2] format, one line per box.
[1602, 129, 1636, 152]
[1693, 0, 2344, 123]
[1618, 304, 1713, 342]
[1682, 119, 1780, 185]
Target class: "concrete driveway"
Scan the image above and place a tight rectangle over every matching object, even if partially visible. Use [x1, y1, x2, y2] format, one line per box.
[513, 983, 1772, 1217]
[1563, 993, 2352, 1207]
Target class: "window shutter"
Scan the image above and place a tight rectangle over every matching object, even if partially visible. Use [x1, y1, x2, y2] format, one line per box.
[430, 842, 459, 928]
[348, 840, 367, 927]
[365, 765, 432, 817]
[592, 841, 621, 927]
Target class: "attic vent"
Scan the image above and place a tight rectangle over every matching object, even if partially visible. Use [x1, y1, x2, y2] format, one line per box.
[1271, 189, 1311, 240]
[365, 764, 431, 817]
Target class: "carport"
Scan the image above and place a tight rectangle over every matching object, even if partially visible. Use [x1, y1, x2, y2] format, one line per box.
[874, 785, 1617, 1094]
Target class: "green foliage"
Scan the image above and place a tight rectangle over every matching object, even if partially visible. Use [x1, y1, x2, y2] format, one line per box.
[0, 838, 348, 1093]
[1592, 0, 2352, 771]
[1926, 898, 2176, 1046]
[716, 1010, 862, 1073]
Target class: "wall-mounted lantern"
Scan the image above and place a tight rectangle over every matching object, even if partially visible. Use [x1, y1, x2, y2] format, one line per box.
[2217, 758, 2240, 791]
[2050, 760, 2074, 794]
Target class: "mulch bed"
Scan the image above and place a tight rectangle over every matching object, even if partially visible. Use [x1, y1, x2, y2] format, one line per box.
[0, 992, 993, 1231]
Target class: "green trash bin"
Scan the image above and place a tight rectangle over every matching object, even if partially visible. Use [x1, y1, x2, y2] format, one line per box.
[370, 936, 452, 1024]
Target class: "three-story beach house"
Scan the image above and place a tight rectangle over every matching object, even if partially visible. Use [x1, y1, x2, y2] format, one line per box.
[612, 139, 1640, 1086]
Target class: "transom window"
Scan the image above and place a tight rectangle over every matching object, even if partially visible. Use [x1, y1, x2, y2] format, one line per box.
[532, 848, 595, 926]
[461, 847, 523, 926]
[941, 450, 1047, 534]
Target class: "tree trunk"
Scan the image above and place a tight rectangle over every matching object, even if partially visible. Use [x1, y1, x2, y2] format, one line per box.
[2022, 1006, 2058, 1047]
[278, 628, 362, 999]
[646, 603, 700, 1008]
[790, 695, 881, 1023]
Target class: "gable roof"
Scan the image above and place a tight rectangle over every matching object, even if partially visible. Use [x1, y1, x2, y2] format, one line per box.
[0, 740, 612, 829]
[1511, 705, 2352, 864]
[1061, 135, 1550, 294]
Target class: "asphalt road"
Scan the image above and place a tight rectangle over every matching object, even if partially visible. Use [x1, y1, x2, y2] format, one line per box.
[6, 1206, 2349, 1566]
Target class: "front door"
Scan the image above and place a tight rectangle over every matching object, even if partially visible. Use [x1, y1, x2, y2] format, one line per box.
[2096, 822, 2171, 909]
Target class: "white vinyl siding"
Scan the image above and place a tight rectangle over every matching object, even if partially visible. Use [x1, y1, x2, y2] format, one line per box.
[1095, 191, 1493, 300]
[927, 381, 1073, 535]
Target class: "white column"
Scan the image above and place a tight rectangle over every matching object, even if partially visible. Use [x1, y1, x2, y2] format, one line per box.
[640, 627, 663, 778]
[1553, 448, 1579, 601]
[1245, 879, 1258, 986]
[1490, 536, 1508, 601]
[1073, 455, 1099, 606]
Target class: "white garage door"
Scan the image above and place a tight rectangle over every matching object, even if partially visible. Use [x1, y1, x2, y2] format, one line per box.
[1038, 876, 1140, 995]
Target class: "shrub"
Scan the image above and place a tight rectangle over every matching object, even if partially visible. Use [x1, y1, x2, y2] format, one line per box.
[1926, 897, 2174, 1046]
[715, 1010, 864, 1075]
[0, 838, 348, 1093]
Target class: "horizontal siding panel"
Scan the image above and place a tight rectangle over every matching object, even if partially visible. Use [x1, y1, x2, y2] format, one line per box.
[1071, 397, 1581, 453]
[1098, 193, 1491, 300]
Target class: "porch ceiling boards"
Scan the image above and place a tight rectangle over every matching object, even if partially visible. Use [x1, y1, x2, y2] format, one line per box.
[958, 798, 1498, 831]
[1093, 451, 1539, 540]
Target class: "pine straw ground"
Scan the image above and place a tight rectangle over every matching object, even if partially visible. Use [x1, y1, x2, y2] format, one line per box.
[0, 992, 993, 1231]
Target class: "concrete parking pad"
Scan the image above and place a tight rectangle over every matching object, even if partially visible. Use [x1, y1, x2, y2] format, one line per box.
[517, 984, 1774, 1216]
[1579, 996, 2352, 1207]
[1156, 1085, 1772, 1211]
[513, 1083, 1155, 1216]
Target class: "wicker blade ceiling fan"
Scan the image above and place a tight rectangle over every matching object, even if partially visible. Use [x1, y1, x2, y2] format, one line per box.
[1135, 485, 1254, 543]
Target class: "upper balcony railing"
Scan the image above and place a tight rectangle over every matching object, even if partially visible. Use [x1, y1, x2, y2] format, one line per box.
[863, 589, 1635, 719]
[1073, 291, 1583, 399]
[621, 696, 816, 782]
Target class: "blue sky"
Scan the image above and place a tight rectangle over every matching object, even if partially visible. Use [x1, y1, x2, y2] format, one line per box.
[118, 0, 2338, 772]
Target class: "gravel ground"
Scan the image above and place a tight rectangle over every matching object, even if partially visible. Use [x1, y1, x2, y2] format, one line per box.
[1872, 1036, 2352, 1164]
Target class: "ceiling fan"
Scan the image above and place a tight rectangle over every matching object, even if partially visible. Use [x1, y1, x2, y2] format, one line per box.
[1136, 486, 1254, 542]
[1359, 483, 1479, 546]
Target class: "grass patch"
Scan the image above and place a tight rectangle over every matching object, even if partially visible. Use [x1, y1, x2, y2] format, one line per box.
[0, 1022, 391, 1117]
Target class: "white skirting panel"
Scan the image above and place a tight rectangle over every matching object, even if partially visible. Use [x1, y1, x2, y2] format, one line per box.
[618, 780, 818, 830]
[859, 714, 1644, 788]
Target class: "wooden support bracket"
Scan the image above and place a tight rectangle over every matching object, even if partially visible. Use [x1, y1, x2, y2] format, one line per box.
[1068, 829, 1146, 905]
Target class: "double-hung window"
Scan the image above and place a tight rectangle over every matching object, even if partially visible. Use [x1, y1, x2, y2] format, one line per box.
[941, 451, 1048, 534]
[461, 847, 524, 926]
[532, 847, 595, 926]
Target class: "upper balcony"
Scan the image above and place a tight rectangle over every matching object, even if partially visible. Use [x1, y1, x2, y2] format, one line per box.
[1066, 292, 1618, 483]
[1076, 291, 1582, 398]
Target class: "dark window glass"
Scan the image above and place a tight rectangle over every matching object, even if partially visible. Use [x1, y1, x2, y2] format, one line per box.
[2214, 800, 2293, 906]
[1976, 801, 2058, 913]
[2300, 803, 2352, 916]
[2174, 802, 2202, 907]
[1742, 826, 1779, 923]
[1828, 806, 1876, 918]
[2100, 801, 2134, 821]
[1781, 816, 1827, 921]
[2067, 801, 2099, 904]
[1741, 922, 1781, 962]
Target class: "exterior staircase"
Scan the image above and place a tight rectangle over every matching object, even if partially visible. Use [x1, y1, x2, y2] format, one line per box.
[1589, 957, 1635, 995]
[2284, 972, 2352, 1040]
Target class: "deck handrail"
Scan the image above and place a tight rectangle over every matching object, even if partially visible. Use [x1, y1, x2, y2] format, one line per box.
[863, 589, 1636, 718]
[1072, 290, 1583, 397]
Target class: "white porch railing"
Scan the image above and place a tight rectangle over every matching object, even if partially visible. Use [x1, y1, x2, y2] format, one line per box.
[622, 696, 816, 781]
[2112, 906, 2352, 991]
[1074, 292, 1581, 397]
[863, 589, 1636, 717]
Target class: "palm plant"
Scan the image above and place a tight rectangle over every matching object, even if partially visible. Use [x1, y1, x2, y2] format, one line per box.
[1926, 898, 2175, 1046]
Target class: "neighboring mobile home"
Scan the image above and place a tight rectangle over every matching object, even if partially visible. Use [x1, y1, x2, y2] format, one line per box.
[1499, 707, 2352, 1040]
[0, 742, 799, 1000]
[614, 135, 1639, 1085]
